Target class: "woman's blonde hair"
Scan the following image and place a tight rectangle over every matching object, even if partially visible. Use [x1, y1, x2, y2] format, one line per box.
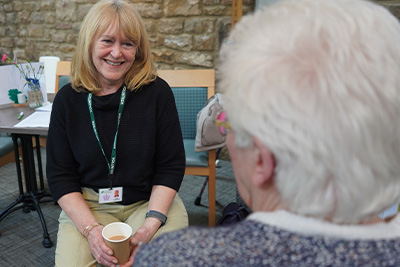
[71, 0, 156, 92]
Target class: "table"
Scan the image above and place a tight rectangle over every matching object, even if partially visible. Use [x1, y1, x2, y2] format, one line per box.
[0, 103, 53, 248]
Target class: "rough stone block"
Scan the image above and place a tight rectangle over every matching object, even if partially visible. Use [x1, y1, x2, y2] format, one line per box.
[144, 20, 157, 34]
[6, 26, 15, 37]
[4, 4, 13, 13]
[204, 0, 220, 5]
[152, 49, 175, 64]
[13, 2, 24, 12]
[133, 4, 163, 19]
[0, 12, 5, 25]
[164, 0, 201, 16]
[16, 34, 27, 42]
[31, 12, 45, 24]
[77, 5, 92, 21]
[52, 32, 67, 43]
[149, 36, 164, 47]
[40, 1, 54, 12]
[184, 18, 215, 34]
[55, 1, 77, 22]
[23, 2, 40, 12]
[5, 13, 15, 25]
[175, 51, 213, 67]
[18, 11, 30, 24]
[29, 26, 44, 38]
[44, 13, 55, 24]
[55, 23, 72, 30]
[164, 34, 193, 51]
[204, 6, 229, 16]
[1, 37, 14, 48]
[194, 34, 215, 51]
[59, 44, 76, 53]
[158, 19, 184, 34]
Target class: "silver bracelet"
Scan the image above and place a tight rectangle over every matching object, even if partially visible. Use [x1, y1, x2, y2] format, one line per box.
[82, 222, 103, 238]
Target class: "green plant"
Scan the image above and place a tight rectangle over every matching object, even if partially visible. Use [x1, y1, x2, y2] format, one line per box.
[8, 89, 22, 104]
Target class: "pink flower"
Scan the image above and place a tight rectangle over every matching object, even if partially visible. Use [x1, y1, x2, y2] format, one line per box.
[2, 54, 7, 62]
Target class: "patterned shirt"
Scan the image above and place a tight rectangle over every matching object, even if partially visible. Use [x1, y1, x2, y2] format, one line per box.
[134, 211, 400, 266]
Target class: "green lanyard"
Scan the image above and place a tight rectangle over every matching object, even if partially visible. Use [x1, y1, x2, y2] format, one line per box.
[87, 86, 126, 188]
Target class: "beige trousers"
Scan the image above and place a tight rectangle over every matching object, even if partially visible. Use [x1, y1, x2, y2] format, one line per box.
[55, 188, 188, 267]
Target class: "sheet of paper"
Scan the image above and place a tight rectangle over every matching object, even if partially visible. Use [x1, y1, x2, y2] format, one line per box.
[14, 111, 50, 128]
[35, 102, 52, 112]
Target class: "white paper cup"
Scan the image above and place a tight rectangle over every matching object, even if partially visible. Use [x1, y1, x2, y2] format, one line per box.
[102, 222, 132, 265]
[17, 93, 26, 104]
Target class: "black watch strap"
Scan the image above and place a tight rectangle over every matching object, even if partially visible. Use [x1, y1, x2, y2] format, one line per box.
[146, 210, 167, 226]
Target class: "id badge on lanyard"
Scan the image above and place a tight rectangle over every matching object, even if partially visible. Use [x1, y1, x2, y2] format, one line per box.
[88, 87, 126, 203]
[99, 187, 123, 203]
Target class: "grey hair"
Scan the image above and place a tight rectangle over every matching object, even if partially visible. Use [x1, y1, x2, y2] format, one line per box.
[219, 0, 400, 223]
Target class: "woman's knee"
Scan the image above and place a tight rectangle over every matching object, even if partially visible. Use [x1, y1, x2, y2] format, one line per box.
[55, 221, 95, 267]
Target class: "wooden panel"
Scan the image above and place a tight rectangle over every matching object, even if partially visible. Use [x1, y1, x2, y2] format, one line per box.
[0, 150, 14, 168]
[158, 69, 215, 96]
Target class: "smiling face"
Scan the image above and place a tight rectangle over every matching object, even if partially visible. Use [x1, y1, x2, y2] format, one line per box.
[92, 21, 137, 90]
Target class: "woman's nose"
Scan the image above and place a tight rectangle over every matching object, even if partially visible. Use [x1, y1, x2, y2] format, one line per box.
[110, 43, 122, 58]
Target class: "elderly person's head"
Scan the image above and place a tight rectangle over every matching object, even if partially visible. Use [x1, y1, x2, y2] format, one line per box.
[71, 0, 156, 93]
[219, 0, 400, 224]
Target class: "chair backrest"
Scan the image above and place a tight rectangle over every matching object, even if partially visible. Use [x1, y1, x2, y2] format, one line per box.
[55, 61, 71, 93]
[158, 69, 215, 139]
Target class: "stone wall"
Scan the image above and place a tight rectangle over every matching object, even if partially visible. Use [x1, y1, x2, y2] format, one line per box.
[0, 0, 254, 69]
[1, 1, 399, 70]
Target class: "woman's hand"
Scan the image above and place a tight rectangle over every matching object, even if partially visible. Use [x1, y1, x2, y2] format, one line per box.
[132, 217, 161, 244]
[118, 240, 142, 267]
[118, 218, 162, 266]
[87, 225, 119, 267]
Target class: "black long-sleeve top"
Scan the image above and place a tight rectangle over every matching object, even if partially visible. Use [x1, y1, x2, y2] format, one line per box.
[46, 77, 185, 205]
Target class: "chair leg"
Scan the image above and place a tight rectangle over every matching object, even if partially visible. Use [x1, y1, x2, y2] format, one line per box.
[195, 148, 222, 205]
[208, 172, 216, 226]
[208, 150, 217, 227]
[194, 177, 208, 206]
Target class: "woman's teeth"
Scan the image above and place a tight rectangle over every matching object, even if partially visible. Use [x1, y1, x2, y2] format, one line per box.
[105, 60, 122, 66]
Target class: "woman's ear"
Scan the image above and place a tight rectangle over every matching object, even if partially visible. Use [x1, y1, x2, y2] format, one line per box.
[251, 136, 276, 187]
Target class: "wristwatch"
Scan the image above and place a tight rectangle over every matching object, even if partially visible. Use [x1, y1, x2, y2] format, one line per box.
[145, 210, 167, 226]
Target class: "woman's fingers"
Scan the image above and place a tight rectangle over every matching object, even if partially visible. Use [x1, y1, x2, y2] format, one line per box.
[88, 227, 118, 266]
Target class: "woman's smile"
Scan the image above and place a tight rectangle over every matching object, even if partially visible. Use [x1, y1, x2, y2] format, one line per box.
[104, 59, 124, 66]
[92, 21, 137, 90]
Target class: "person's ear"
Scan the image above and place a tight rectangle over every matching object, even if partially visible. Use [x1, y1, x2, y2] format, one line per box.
[251, 136, 275, 187]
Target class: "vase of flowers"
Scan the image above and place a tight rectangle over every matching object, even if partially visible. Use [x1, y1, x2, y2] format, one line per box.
[2, 54, 44, 108]
[26, 78, 44, 108]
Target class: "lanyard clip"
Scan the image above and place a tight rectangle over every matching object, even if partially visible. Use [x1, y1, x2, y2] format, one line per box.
[108, 174, 114, 189]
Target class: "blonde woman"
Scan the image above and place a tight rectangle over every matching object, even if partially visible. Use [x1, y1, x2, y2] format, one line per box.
[46, 1, 188, 266]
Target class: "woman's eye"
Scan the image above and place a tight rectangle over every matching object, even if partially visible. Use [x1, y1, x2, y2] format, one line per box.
[124, 42, 134, 47]
[102, 39, 112, 43]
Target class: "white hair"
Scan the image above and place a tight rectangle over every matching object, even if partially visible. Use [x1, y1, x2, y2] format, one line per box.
[219, 0, 400, 223]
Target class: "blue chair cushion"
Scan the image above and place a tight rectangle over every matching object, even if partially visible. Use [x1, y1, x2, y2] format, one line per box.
[184, 139, 209, 167]
[59, 76, 70, 91]
[0, 137, 14, 157]
[171, 87, 207, 139]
